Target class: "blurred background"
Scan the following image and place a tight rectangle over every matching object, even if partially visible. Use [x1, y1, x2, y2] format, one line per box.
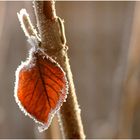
[0, 1, 140, 138]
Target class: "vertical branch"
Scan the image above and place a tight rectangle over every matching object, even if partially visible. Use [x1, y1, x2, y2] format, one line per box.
[43, 1, 56, 19]
[33, 0, 85, 139]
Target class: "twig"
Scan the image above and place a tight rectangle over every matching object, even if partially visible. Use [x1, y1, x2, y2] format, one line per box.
[17, 9, 40, 40]
[33, 1, 85, 139]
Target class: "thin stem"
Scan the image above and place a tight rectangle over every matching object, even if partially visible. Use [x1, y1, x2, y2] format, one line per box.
[33, 0, 86, 139]
[17, 9, 39, 40]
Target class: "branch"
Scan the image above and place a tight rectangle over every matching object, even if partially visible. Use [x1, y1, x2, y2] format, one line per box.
[33, 1, 85, 139]
[43, 1, 56, 19]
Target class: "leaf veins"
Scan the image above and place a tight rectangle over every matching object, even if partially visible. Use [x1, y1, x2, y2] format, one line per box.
[15, 49, 68, 125]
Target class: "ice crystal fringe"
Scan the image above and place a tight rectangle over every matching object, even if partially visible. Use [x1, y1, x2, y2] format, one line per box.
[14, 38, 69, 132]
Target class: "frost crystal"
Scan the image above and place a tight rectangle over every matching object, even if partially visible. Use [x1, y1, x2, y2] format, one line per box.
[14, 47, 69, 132]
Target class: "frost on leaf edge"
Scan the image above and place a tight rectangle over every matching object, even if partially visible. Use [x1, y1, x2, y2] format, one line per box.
[14, 47, 69, 132]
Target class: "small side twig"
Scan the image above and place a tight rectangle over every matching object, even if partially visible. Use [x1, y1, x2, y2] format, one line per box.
[17, 9, 39, 40]
[33, 1, 85, 139]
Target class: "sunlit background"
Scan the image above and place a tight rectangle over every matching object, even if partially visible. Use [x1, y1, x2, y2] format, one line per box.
[0, 1, 140, 138]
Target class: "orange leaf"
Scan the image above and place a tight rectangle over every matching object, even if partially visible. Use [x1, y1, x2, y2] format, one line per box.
[14, 48, 68, 131]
